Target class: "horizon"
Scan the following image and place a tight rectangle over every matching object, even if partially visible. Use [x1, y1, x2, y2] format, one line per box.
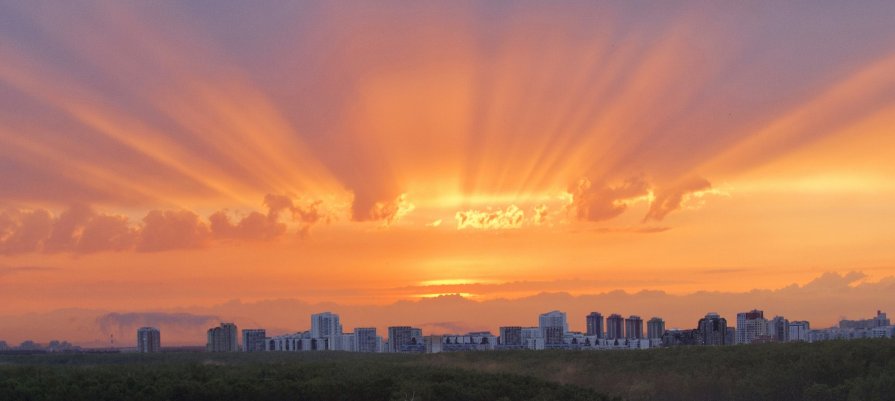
[2, 2, 895, 349]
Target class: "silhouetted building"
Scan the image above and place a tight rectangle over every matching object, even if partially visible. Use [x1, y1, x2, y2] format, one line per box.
[355, 328, 379, 352]
[606, 314, 624, 339]
[647, 317, 665, 340]
[697, 313, 727, 346]
[136, 327, 160, 353]
[625, 316, 644, 339]
[207, 323, 238, 352]
[586, 312, 604, 338]
[242, 329, 266, 352]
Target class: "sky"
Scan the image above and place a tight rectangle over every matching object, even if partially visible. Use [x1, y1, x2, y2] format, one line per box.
[1, 1, 894, 345]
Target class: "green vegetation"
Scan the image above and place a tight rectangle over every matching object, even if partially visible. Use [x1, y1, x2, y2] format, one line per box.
[1, 339, 893, 401]
[423, 339, 895, 401]
[0, 352, 609, 401]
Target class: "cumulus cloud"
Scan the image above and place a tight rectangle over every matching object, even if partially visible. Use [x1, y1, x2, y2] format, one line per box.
[137, 210, 210, 252]
[456, 205, 525, 230]
[0, 194, 338, 254]
[0, 208, 53, 254]
[643, 177, 712, 221]
[567, 176, 651, 222]
[532, 204, 549, 226]
[369, 193, 415, 225]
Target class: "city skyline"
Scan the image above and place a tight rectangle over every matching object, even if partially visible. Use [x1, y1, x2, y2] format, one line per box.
[1, 2, 895, 348]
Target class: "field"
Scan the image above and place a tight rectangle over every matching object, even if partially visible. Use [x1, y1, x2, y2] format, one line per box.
[1, 339, 893, 401]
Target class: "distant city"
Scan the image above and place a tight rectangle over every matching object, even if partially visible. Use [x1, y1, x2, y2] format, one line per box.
[3, 309, 891, 354]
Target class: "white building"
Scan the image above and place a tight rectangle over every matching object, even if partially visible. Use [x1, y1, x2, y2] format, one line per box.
[539, 311, 568, 345]
[311, 312, 342, 350]
[521, 327, 544, 350]
[736, 310, 768, 344]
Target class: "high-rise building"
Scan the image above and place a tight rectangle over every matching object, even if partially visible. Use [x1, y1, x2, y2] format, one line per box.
[538, 311, 568, 340]
[625, 315, 644, 339]
[586, 312, 604, 338]
[788, 321, 810, 342]
[242, 329, 266, 352]
[769, 316, 789, 342]
[207, 323, 238, 352]
[500, 326, 523, 347]
[736, 310, 767, 344]
[646, 317, 665, 340]
[697, 313, 727, 346]
[136, 327, 160, 353]
[355, 328, 379, 352]
[606, 314, 624, 339]
[310, 312, 342, 345]
[388, 326, 422, 353]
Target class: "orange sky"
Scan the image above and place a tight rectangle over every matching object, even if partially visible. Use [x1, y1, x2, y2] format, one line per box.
[1, 2, 894, 345]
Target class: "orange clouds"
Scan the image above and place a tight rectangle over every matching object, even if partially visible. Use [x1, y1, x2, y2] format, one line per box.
[0, 194, 334, 254]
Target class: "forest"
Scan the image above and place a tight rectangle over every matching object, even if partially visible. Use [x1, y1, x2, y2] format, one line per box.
[0, 339, 893, 401]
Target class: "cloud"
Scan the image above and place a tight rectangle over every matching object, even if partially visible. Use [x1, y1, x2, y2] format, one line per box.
[532, 204, 549, 226]
[567, 177, 651, 222]
[95, 312, 221, 344]
[209, 210, 285, 241]
[0, 208, 53, 254]
[455, 205, 525, 230]
[0, 265, 59, 277]
[369, 193, 415, 225]
[137, 210, 210, 252]
[644, 177, 712, 221]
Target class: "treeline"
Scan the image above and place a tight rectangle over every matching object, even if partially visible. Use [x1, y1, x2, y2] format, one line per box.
[0, 352, 611, 401]
[1, 339, 893, 401]
[422, 338, 895, 401]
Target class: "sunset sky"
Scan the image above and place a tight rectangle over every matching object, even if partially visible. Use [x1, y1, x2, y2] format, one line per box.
[1, 2, 894, 345]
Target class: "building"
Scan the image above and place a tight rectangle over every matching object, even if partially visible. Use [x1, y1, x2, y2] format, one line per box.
[539, 311, 568, 340]
[625, 316, 644, 339]
[311, 312, 342, 350]
[207, 323, 238, 352]
[736, 310, 768, 344]
[769, 316, 789, 342]
[265, 331, 328, 351]
[646, 317, 664, 340]
[606, 314, 624, 339]
[662, 329, 699, 346]
[388, 326, 423, 353]
[500, 326, 523, 348]
[840, 311, 890, 329]
[697, 313, 727, 346]
[355, 328, 379, 353]
[586, 312, 604, 338]
[521, 327, 544, 350]
[242, 329, 266, 352]
[788, 321, 810, 342]
[136, 327, 160, 353]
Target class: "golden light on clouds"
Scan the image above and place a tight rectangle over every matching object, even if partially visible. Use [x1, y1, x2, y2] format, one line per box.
[0, 1, 894, 337]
